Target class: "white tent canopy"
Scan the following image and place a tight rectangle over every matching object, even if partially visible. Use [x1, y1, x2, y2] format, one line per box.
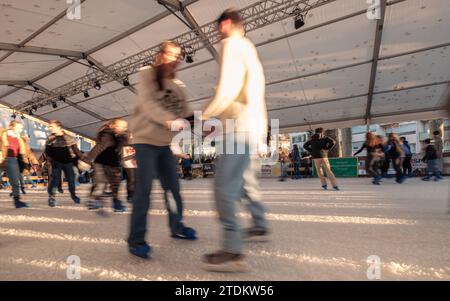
[0, 0, 449, 138]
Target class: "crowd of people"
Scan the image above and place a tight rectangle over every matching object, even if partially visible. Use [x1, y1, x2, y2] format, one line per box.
[0, 8, 447, 273]
[353, 130, 444, 185]
[0, 9, 270, 272]
[273, 128, 445, 188]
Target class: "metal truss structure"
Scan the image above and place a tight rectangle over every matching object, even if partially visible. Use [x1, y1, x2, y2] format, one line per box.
[14, 0, 334, 113]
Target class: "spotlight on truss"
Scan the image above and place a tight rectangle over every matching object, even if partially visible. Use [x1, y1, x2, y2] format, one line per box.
[94, 80, 102, 90]
[293, 8, 305, 29]
[184, 46, 195, 64]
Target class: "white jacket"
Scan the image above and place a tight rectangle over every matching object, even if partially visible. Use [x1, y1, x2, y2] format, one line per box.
[203, 35, 268, 146]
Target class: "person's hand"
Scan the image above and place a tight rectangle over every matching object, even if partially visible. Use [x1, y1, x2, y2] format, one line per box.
[32, 164, 41, 173]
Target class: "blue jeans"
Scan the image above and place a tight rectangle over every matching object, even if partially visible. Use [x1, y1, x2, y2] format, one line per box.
[128, 144, 185, 246]
[6, 157, 21, 198]
[280, 162, 288, 179]
[48, 162, 76, 197]
[293, 161, 301, 179]
[214, 142, 267, 254]
[426, 159, 442, 179]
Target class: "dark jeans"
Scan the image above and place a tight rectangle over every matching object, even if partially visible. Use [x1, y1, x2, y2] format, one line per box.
[403, 156, 412, 175]
[390, 157, 403, 181]
[19, 174, 24, 188]
[182, 167, 192, 179]
[48, 162, 76, 197]
[124, 168, 136, 199]
[366, 154, 382, 178]
[6, 157, 21, 198]
[128, 144, 185, 247]
[293, 161, 301, 179]
[426, 159, 442, 179]
[381, 157, 390, 175]
[91, 164, 121, 200]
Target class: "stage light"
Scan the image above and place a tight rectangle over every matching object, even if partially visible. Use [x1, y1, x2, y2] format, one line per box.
[83, 91, 90, 98]
[52, 101, 58, 109]
[293, 8, 305, 29]
[11, 113, 16, 119]
[59, 95, 66, 102]
[94, 81, 101, 90]
[122, 78, 130, 87]
[184, 46, 194, 64]
[20, 115, 25, 120]
[186, 55, 194, 64]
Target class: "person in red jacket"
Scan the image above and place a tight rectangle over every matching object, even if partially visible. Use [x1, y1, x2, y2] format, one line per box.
[1, 121, 38, 208]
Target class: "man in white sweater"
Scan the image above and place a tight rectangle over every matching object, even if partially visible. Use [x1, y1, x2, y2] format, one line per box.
[201, 9, 269, 272]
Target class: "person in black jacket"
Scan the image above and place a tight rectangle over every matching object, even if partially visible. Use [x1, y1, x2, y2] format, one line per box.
[400, 137, 413, 176]
[83, 119, 129, 212]
[303, 128, 339, 190]
[45, 120, 83, 207]
[386, 133, 406, 184]
[291, 144, 302, 180]
[354, 132, 385, 185]
[421, 138, 443, 181]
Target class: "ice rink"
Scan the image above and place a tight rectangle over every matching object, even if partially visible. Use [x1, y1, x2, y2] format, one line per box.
[0, 177, 449, 281]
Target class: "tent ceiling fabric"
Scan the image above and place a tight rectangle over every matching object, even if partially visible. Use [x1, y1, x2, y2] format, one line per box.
[25, 0, 168, 51]
[39, 105, 101, 127]
[34, 63, 91, 90]
[0, 52, 66, 80]
[371, 83, 449, 116]
[0, 0, 449, 138]
[0, 0, 68, 44]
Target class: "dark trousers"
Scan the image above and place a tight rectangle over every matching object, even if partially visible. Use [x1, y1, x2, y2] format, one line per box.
[366, 155, 382, 178]
[304, 162, 311, 177]
[381, 157, 390, 175]
[403, 156, 412, 176]
[91, 164, 121, 200]
[128, 144, 185, 246]
[426, 159, 442, 179]
[48, 162, 76, 197]
[182, 167, 192, 179]
[390, 157, 403, 181]
[124, 168, 136, 199]
[293, 162, 301, 179]
[6, 157, 21, 198]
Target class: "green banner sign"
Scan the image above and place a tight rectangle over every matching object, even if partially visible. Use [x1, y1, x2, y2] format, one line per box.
[312, 157, 358, 177]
